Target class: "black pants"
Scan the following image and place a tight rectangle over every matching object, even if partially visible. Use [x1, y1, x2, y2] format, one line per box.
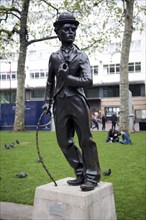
[53, 95, 100, 183]
[112, 121, 116, 130]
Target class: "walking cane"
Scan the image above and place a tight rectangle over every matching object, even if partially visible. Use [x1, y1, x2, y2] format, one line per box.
[36, 110, 57, 186]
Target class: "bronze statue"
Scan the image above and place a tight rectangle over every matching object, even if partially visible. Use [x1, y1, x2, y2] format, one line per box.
[43, 12, 101, 191]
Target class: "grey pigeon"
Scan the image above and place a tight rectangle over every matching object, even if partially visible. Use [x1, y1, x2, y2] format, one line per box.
[16, 173, 27, 178]
[102, 169, 111, 176]
[16, 140, 20, 144]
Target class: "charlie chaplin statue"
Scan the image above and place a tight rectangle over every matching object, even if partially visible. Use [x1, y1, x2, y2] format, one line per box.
[43, 12, 101, 191]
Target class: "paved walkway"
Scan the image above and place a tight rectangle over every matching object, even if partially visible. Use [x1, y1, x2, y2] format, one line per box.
[0, 202, 33, 220]
[92, 122, 139, 132]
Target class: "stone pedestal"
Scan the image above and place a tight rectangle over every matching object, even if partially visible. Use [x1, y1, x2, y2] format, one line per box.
[32, 178, 117, 220]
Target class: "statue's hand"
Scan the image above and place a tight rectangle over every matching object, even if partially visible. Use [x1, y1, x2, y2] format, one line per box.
[42, 103, 52, 115]
[57, 63, 69, 80]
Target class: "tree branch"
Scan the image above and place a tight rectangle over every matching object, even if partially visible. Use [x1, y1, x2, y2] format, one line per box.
[41, 0, 59, 15]
[27, 35, 57, 46]
[0, 6, 21, 20]
[9, 6, 21, 15]
[81, 39, 103, 51]
[0, 13, 8, 23]
[0, 29, 12, 36]
[0, 6, 21, 14]
[8, 11, 20, 20]
[0, 23, 20, 40]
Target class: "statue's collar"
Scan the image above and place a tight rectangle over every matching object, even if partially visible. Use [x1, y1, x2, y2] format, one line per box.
[61, 45, 74, 53]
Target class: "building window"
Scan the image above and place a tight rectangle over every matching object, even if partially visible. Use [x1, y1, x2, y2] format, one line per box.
[35, 72, 39, 78]
[31, 89, 45, 98]
[40, 70, 45, 78]
[0, 90, 16, 103]
[128, 62, 141, 73]
[30, 72, 34, 78]
[109, 64, 115, 74]
[128, 63, 134, 72]
[91, 66, 98, 75]
[105, 107, 120, 118]
[1, 74, 7, 80]
[116, 64, 120, 73]
[129, 84, 141, 96]
[30, 69, 47, 79]
[0, 72, 17, 81]
[103, 86, 119, 97]
[85, 87, 99, 98]
[135, 62, 141, 72]
[103, 64, 120, 74]
[94, 66, 98, 75]
[12, 72, 16, 79]
[103, 62, 141, 74]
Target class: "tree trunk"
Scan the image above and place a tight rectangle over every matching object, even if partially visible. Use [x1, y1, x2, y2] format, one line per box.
[13, 0, 30, 131]
[119, 0, 134, 131]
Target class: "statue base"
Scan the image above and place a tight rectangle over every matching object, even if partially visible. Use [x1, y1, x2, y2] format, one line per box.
[32, 177, 117, 220]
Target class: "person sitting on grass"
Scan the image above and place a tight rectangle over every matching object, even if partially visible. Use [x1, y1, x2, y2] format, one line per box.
[106, 128, 121, 143]
[119, 130, 132, 145]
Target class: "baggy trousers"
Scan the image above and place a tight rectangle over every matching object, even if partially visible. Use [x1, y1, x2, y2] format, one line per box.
[53, 95, 100, 183]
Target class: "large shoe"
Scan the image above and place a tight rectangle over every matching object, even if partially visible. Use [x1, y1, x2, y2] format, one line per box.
[67, 176, 84, 186]
[80, 181, 97, 191]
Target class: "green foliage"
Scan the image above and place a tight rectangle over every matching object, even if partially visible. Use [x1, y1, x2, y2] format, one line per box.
[0, 131, 145, 220]
[0, 0, 145, 55]
[64, 0, 69, 8]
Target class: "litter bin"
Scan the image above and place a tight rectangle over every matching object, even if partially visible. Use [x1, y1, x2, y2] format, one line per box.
[139, 121, 146, 131]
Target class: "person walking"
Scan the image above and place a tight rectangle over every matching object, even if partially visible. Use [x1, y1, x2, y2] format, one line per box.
[101, 114, 106, 130]
[111, 113, 118, 130]
[91, 112, 99, 131]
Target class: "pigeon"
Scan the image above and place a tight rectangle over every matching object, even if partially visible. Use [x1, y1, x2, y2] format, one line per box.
[10, 143, 15, 148]
[102, 169, 111, 176]
[4, 144, 11, 149]
[4, 143, 15, 149]
[16, 173, 27, 178]
[37, 156, 43, 163]
[16, 139, 20, 144]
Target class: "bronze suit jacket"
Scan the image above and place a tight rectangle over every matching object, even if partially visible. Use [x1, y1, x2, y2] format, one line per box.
[45, 46, 92, 103]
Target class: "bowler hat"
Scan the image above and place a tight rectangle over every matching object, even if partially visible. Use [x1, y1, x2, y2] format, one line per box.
[53, 12, 79, 27]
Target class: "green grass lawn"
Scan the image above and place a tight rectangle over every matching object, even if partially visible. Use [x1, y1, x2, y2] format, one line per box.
[0, 130, 145, 220]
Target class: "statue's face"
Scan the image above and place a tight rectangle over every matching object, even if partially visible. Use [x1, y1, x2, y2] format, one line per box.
[58, 23, 77, 43]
